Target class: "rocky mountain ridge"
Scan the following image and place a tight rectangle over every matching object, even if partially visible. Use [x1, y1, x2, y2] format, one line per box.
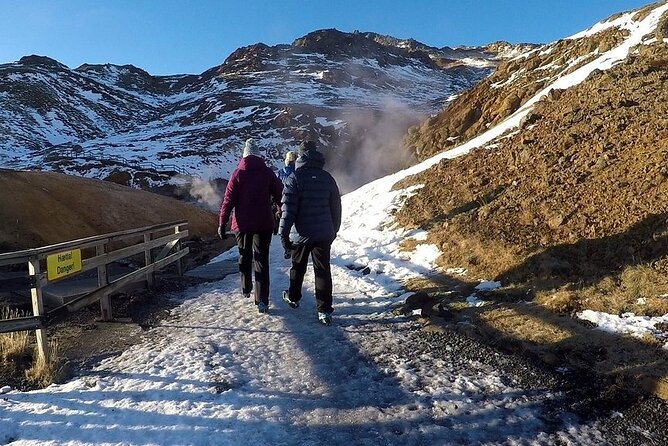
[0, 29, 529, 194]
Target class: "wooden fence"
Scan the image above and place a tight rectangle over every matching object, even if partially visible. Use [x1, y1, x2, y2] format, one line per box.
[0, 221, 189, 360]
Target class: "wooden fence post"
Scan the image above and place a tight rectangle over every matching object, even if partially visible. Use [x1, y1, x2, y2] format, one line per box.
[28, 256, 48, 361]
[97, 243, 113, 321]
[175, 224, 183, 276]
[144, 233, 154, 288]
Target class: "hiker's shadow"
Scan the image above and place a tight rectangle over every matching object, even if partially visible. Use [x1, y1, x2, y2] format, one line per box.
[497, 212, 668, 295]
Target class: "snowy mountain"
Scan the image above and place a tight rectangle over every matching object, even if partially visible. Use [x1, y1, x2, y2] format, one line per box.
[398, 1, 668, 277]
[0, 30, 529, 193]
[3, 5, 668, 444]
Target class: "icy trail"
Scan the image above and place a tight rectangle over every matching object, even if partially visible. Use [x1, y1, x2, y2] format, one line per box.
[1, 228, 609, 445]
[0, 129, 615, 445]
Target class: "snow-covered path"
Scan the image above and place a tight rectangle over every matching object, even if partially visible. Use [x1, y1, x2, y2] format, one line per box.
[1, 233, 609, 445]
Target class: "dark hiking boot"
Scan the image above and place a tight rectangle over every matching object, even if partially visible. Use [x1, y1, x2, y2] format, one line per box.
[257, 302, 268, 313]
[282, 290, 299, 308]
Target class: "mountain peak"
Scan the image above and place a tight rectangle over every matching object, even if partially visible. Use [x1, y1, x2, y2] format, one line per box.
[292, 28, 390, 56]
[76, 63, 151, 78]
[18, 55, 69, 71]
[1, 25, 500, 191]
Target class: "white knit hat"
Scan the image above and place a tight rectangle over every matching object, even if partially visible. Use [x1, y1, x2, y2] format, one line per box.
[242, 138, 260, 157]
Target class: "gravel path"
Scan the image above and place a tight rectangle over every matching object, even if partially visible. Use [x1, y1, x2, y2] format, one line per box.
[395, 323, 668, 445]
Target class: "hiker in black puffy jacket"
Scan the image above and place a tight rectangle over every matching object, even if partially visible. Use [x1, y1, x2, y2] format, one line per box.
[279, 140, 342, 325]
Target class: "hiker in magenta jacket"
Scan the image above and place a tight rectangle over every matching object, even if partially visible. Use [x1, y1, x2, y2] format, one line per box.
[218, 138, 283, 313]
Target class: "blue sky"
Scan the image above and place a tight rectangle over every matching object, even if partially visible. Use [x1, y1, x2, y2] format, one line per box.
[0, 0, 652, 75]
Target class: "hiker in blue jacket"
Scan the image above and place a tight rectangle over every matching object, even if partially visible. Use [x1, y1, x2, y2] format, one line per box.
[274, 151, 296, 244]
[277, 151, 296, 183]
[278, 140, 342, 325]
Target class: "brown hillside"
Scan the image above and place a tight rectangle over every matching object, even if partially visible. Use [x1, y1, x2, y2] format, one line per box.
[395, 39, 668, 316]
[0, 170, 218, 252]
[394, 15, 668, 399]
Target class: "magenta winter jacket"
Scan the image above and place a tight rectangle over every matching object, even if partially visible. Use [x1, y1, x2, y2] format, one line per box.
[219, 155, 283, 233]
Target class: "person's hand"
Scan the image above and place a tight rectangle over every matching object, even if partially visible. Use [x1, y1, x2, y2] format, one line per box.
[281, 236, 293, 252]
[273, 213, 280, 235]
[218, 226, 227, 240]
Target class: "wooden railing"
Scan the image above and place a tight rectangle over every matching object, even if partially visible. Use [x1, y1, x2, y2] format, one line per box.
[0, 221, 189, 360]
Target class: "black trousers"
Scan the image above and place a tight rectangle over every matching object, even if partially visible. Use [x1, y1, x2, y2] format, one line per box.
[235, 231, 273, 305]
[287, 240, 333, 313]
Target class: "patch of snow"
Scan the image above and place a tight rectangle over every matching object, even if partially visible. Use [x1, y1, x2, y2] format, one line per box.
[475, 280, 501, 291]
[577, 309, 668, 344]
[567, 11, 637, 40]
[460, 57, 495, 68]
[445, 267, 467, 276]
[466, 294, 487, 307]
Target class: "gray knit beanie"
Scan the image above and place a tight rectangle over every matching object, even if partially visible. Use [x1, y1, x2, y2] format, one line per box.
[242, 138, 260, 158]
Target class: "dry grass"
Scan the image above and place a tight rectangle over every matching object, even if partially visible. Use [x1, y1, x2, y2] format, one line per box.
[399, 238, 421, 252]
[1, 307, 62, 388]
[0, 307, 30, 360]
[536, 263, 668, 316]
[25, 340, 61, 388]
[429, 230, 521, 280]
[477, 306, 574, 345]
[535, 289, 582, 313]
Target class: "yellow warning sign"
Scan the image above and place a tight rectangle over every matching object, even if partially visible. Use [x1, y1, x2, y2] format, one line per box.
[46, 249, 82, 281]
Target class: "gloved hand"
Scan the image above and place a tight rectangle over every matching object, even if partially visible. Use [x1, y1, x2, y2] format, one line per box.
[217, 225, 227, 240]
[281, 236, 293, 252]
[273, 214, 280, 235]
[273, 208, 281, 235]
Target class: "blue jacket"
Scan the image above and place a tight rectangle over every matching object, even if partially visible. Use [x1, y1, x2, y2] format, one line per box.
[277, 163, 295, 183]
[279, 149, 341, 244]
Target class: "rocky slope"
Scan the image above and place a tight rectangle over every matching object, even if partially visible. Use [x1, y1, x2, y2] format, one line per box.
[391, 2, 668, 401]
[397, 2, 668, 318]
[0, 30, 530, 193]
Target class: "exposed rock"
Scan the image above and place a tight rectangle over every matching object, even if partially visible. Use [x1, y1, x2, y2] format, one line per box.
[394, 291, 433, 315]
[19, 55, 69, 71]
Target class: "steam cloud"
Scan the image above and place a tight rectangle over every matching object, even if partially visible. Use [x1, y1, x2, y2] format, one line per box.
[326, 99, 422, 193]
[188, 177, 223, 212]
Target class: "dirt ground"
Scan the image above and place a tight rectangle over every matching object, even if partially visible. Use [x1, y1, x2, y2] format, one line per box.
[398, 271, 668, 402]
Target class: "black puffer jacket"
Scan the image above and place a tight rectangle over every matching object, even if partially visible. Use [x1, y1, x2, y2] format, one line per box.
[279, 149, 342, 244]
